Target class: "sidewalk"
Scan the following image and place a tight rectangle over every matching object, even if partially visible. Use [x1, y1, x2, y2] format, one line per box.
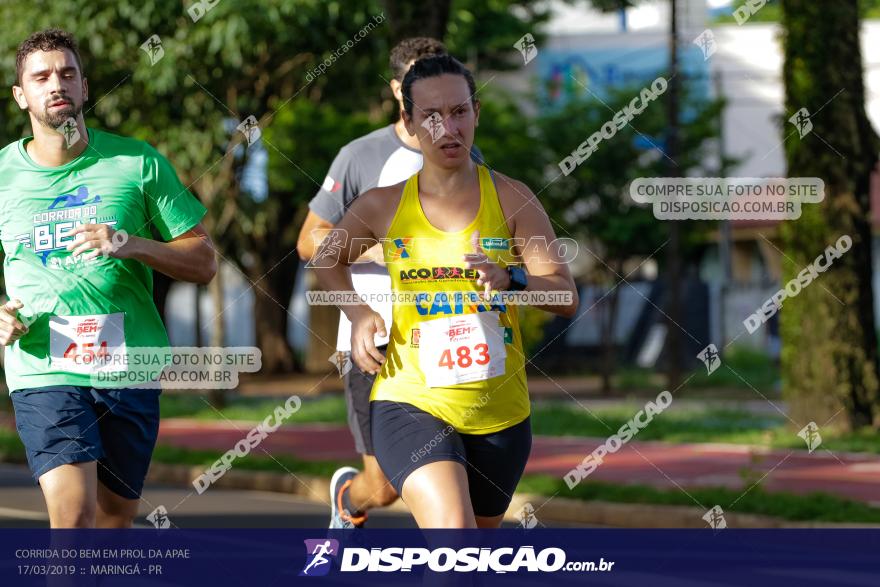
[158, 419, 880, 506]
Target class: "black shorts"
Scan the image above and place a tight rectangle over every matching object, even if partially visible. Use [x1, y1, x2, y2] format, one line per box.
[343, 345, 386, 455]
[10, 385, 161, 499]
[371, 400, 531, 517]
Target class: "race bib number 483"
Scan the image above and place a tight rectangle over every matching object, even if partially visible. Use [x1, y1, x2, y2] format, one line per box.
[49, 313, 126, 374]
[418, 312, 507, 387]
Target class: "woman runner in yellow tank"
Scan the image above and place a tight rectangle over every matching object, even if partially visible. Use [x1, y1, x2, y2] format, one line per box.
[314, 55, 578, 529]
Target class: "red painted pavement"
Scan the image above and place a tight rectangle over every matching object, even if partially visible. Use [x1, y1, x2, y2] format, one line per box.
[158, 420, 880, 505]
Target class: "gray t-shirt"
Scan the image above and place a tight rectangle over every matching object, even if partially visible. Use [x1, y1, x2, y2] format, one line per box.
[309, 124, 483, 351]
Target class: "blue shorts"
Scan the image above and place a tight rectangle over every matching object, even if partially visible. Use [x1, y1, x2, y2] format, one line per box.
[10, 386, 161, 499]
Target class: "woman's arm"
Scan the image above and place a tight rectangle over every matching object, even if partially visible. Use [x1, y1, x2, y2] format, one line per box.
[464, 176, 579, 318]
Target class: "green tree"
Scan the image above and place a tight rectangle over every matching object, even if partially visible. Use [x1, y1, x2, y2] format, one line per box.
[445, 0, 554, 72]
[583, 0, 692, 388]
[712, 1, 880, 24]
[261, 99, 377, 364]
[384, 0, 451, 40]
[779, 0, 880, 429]
[538, 82, 729, 392]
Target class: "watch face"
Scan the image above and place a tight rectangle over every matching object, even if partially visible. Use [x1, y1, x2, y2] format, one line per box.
[509, 266, 527, 291]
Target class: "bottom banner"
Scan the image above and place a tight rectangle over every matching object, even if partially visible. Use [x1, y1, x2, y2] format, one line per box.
[0, 529, 878, 586]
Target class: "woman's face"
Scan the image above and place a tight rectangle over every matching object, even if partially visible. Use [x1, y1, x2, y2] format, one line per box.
[405, 73, 480, 169]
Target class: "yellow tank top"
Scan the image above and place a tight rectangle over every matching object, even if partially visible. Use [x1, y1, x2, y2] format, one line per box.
[370, 164, 529, 434]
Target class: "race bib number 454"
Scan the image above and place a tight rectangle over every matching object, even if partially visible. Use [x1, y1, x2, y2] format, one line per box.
[49, 313, 126, 374]
[418, 312, 507, 387]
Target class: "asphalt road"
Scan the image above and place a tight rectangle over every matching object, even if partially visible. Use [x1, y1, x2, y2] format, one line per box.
[0, 463, 420, 529]
[0, 463, 580, 529]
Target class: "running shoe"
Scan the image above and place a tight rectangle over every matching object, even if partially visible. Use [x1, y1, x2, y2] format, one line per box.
[329, 466, 367, 529]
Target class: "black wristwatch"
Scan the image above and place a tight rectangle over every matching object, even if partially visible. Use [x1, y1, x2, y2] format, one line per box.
[507, 265, 528, 291]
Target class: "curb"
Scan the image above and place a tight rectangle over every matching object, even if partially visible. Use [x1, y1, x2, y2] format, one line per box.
[146, 463, 878, 528]
[504, 493, 879, 528]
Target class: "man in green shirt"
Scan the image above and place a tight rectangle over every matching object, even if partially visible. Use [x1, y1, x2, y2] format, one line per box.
[1, 29, 216, 528]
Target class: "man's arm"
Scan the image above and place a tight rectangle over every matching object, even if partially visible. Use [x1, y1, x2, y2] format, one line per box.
[296, 210, 332, 262]
[311, 190, 387, 373]
[134, 143, 215, 283]
[297, 209, 384, 265]
[67, 223, 217, 284]
[298, 145, 385, 266]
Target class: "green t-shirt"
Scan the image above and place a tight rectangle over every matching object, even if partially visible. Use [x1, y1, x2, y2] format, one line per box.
[0, 128, 206, 392]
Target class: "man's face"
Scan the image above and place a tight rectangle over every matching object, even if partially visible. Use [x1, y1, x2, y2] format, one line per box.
[13, 48, 87, 129]
[404, 73, 479, 168]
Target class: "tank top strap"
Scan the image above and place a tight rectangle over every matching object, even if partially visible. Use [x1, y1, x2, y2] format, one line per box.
[476, 165, 512, 240]
[386, 171, 422, 239]
[401, 170, 419, 209]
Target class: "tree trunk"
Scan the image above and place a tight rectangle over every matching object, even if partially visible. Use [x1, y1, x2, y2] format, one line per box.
[249, 255, 299, 374]
[664, 0, 683, 390]
[600, 261, 624, 395]
[207, 261, 226, 408]
[780, 0, 880, 430]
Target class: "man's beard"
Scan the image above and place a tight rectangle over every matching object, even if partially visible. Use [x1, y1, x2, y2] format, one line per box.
[34, 99, 82, 130]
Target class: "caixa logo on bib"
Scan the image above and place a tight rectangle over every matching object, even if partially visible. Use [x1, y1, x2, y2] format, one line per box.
[300, 539, 339, 577]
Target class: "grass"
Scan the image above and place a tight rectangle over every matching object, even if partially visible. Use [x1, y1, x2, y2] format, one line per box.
[0, 426, 25, 464]
[687, 346, 779, 391]
[517, 475, 880, 524]
[158, 393, 349, 423]
[531, 401, 880, 455]
[768, 426, 880, 455]
[613, 367, 662, 391]
[530, 402, 784, 444]
[588, 346, 779, 394]
[3, 426, 875, 524]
